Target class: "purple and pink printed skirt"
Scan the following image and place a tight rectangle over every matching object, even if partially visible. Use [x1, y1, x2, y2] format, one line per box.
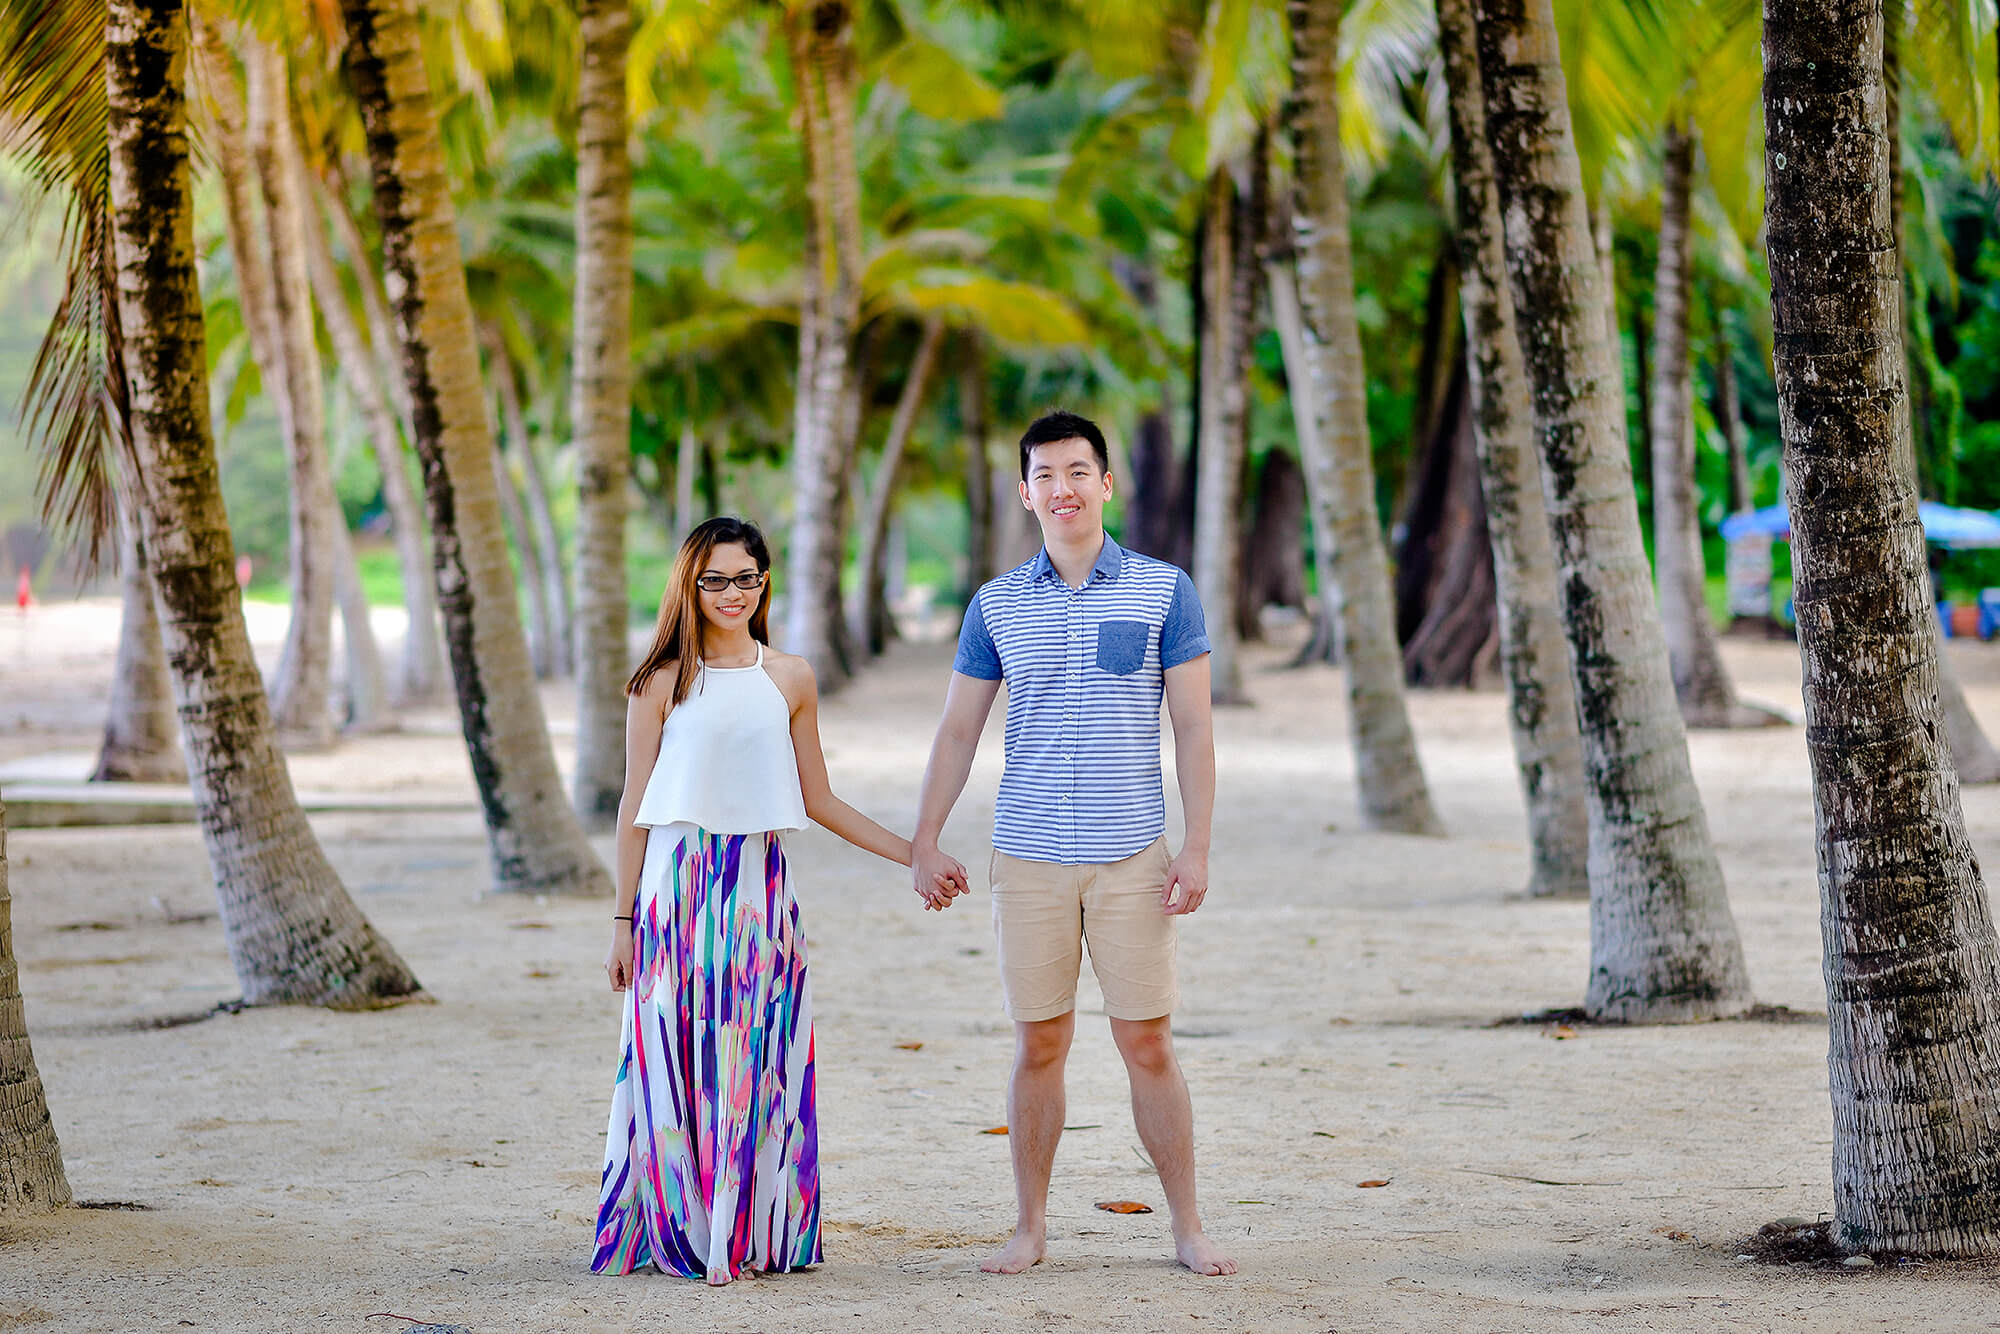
[592, 823, 821, 1283]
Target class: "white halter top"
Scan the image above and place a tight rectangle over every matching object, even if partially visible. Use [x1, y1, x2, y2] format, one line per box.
[632, 644, 810, 835]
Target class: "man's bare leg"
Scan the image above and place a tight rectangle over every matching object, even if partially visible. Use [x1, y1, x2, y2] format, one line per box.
[1109, 1015, 1237, 1276]
[983, 1012, 1075, 1274]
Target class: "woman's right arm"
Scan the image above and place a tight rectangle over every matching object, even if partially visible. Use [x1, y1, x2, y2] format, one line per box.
[607, 678, 670, 990]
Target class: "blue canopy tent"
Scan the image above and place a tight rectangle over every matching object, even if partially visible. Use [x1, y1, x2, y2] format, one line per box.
[1720, 501, 2000, 549]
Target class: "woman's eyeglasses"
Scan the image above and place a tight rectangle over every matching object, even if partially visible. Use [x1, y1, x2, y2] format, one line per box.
[696, 572, 768, 593]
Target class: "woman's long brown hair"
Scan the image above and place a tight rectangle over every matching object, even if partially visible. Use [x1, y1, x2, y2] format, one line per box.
[626, 516, 773, 706]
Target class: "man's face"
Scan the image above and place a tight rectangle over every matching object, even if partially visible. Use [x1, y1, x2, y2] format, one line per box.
[1020, 437, 1112, 540]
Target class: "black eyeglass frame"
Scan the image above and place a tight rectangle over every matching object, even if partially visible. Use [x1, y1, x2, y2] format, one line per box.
[695, 571, 769, 593]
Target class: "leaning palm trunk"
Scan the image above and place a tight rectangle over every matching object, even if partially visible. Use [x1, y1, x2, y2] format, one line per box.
[330, 512, 392, 732]
[301, 165, 445, 707]
[959, 329, 994, 595]
[1192, 164, 1253, 705]
[106, 0, 420, 1004]
[493, 433, 558, 679]
[340, 0, 611, 896]
[568, 0, 636, 830]
[486, 325, 572, 677]
[855, 316, 947, 656]
[783, 4, 864, 686]
[1649, 123, 1753, 728]
[1287, 0, 1443, 835]
[1435, 0, 1587, 897]
[1474, 0, 1752, 1019]
[248, 43, 338, 748]
[0, 796, 69, 1213]
[92, 504, 185, 782]
[1763, 0, 2000, 1254]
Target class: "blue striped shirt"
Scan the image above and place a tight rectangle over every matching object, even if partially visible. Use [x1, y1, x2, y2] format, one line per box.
[953, 536, 1210, 865]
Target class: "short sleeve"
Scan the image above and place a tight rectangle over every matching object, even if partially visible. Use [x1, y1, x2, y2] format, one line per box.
[953, 586, 1003, 680]
[1160, 570, 1211, 669]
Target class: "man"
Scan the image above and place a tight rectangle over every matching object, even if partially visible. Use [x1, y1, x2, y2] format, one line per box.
[911, 410, 1236, 1277]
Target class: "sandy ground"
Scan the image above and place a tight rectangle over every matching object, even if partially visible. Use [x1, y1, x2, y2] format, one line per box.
[5, 598, 2000, 1333]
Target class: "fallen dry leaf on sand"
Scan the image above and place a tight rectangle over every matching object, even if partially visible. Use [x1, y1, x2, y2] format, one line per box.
[980, 1125, 1008, 1135]
[1357, 1179, 1392, 1188]
[1095, 1200, 1153, 1214]
[895, 1042, 924, 1051]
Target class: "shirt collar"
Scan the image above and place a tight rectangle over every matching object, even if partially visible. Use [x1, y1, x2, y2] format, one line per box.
[1031, 535, 1124, 585]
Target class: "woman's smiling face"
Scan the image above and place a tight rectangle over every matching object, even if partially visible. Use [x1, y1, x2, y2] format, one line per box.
[698, 541, 765, 633]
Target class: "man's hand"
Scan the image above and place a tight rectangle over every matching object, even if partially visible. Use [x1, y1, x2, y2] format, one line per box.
[913, 842, 970, 911]
[1162, 846, 1209, 915]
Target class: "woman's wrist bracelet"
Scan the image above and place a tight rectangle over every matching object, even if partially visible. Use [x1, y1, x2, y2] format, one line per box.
[613, 914, 633, 921]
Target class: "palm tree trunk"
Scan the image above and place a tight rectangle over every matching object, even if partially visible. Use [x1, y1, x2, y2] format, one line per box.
[1875, 1, 2000, 784]
[321, 154, 415, 436]
[569, 0, 636, 830]
[485, 326, 566, 680]
[674, 418, 700, 537]
[856, 316, 947, 656]
[1714, 321, 1754, 515]
[1193, 164, 1253, 704]
[107, 0, 421, 1004]
[330, 510, 392, 733]
[301, 164, 445, 707]
[783, 3, 864, 687]
[1474, 0, 1752, 1018]
[959, 328, 993, 594]
[1764, 0, 2000, 1255]
[340, 0, 611, 896]
[492, 424, 557, 679]
[1267, 257, 1345, 668]
[1437, 0, 1587, 896]
[92, 504, 185, 783]
[1650, 123, 1751, 727]
[1287, 0, 1444, 835]
[247, 42, 338, 748]
[0, 795, 69, 1213]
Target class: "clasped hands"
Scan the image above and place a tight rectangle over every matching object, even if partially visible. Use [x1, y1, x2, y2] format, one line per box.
[911, 841, 971, 911]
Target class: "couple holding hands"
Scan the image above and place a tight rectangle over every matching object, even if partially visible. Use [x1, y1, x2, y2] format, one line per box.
[593, 411, 1235, 1285]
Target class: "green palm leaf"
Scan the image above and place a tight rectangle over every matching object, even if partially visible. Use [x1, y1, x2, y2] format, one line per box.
[0, 0, 124, 563]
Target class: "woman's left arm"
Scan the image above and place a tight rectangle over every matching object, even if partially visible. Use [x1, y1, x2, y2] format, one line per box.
[783, 659, 916, 867]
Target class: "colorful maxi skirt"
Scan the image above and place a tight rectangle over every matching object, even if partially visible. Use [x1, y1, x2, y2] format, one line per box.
[592, 822, 821, 1282]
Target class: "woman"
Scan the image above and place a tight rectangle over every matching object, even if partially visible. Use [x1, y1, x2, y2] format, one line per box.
[593, 516, 961, 1283]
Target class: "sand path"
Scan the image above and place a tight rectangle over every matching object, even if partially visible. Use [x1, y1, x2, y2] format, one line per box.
[4, 601, 1999, 1331]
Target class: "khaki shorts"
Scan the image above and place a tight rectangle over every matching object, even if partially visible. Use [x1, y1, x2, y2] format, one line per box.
[989, 837, 1177, 1023]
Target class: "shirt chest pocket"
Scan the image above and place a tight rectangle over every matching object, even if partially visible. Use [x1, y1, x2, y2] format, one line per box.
[1094, 620, 1150, 676]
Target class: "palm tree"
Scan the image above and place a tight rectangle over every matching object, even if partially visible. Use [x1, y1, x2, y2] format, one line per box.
[103, 0, 422, 1005]
[245, 38, 341, 748]
[784, 0, 867, 686]
[300, 151, 447, 710]
[1192, 152, 1260, 706]
[0, 794, 70, 1213]
[1473, 0, 1753, 1019]
[1286, 0, 1444, 836]
[1648, 118, 1761, 728]
[1764, 0, 2000, 1255]
[339, 0, 612, 896]
[91, 505, 185, 782]
[568, 0, 636, 830]
[1435, 0, 1588, 897]
[854, 315, 948, 655]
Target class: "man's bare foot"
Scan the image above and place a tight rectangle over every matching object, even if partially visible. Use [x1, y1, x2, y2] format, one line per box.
[980, 1230, 1046, 1274]
[1175, 1231, 1237, 1277]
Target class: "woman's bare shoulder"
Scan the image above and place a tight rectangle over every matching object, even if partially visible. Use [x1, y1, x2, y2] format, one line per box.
[760, 648, 817, 703]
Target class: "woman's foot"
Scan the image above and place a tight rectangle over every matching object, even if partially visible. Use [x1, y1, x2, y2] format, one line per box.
[1174, 1231, 1237, 1277]
[980, 1228, 1046, 1274]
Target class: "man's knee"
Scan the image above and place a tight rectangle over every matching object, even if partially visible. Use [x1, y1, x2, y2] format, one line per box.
[1014, 1015, 1074, 1071]
[1111, 1017, 1176, 1077]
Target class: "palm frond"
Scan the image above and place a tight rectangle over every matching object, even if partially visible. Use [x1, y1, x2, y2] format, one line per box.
[1908, 0, 1998, 176]
[0, 0, 126, 566]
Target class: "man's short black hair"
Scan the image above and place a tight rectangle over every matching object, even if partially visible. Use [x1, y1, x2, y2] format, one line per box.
[1019, 410, 1109, 482]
